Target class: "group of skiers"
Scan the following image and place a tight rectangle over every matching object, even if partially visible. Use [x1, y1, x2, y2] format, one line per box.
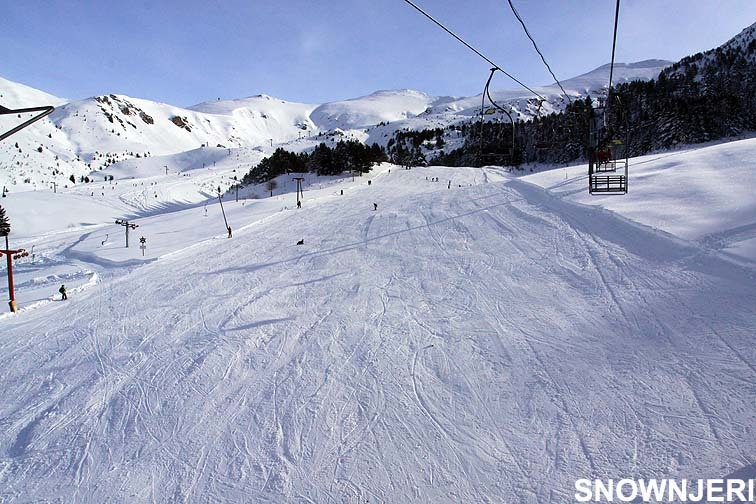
[425, 177, 451, 186]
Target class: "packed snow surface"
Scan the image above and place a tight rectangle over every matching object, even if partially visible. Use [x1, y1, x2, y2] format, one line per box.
[524, 137, 756, 263]
[0, 138, 754, 502]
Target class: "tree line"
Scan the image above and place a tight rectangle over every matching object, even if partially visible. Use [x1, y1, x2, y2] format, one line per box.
[241, 140, 387, 185]
[396, 31, 756, 169]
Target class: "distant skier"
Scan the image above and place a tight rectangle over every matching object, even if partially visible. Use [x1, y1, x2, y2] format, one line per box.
[227, 226, 232, 238]
[296, 239, 304, 245]
[297, 200, 302, 209]
[448, 180, 451, 189]
[59, 284, 67, 300]
[373, 202, 378, 211]
[368, 180, 372, 186]
[340, 189, 344, 195]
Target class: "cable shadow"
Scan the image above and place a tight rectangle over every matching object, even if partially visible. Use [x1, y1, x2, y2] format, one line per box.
[224, 317, 295, 332]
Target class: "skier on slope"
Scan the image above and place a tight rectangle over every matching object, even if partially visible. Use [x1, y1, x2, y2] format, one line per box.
[59, 284, 67, 300]
[373, 203, 378, 211]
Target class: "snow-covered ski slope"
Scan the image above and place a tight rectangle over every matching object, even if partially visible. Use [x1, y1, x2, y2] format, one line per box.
[1, 139, 755, 502]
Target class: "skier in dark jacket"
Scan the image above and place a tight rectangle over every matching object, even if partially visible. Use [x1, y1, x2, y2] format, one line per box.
[59, 284, 67, 300]
[373, 202, 378, 211]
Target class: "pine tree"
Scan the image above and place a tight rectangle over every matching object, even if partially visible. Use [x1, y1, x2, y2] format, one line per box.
[309, 143, 334, 175]
[0, 205, 10, 237]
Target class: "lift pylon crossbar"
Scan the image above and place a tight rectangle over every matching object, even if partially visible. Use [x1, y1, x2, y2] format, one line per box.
[0, 104, 55, 142]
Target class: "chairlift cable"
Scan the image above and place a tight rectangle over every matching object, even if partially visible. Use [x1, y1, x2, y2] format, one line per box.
[505, 0, 572, 104]
[606, 0, 621, 108]
[401, 0, 545, 101]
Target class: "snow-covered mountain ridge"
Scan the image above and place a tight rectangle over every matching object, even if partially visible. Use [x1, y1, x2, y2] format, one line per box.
[2, 20, 755, 190]
[664, 20, 756, 79]
[0, 59, 672, 190]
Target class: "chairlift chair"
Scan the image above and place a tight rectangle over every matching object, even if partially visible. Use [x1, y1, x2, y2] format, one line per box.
[475, 68, 517, 167]
[587, 104, 628, 194]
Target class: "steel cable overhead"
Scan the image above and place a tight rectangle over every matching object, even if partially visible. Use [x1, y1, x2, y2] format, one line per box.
[401, 0, 545, 101]
[607, 0, 622, 107]
[506, 0, 571, 104]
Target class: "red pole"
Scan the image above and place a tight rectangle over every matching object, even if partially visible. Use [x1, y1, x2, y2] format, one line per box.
[4, 235, 16, 313]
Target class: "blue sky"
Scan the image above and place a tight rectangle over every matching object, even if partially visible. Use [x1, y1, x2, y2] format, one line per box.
[2, 1, 754, 106]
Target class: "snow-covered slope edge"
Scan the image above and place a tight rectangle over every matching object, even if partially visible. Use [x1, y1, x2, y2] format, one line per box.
[521, 136, 756, 263]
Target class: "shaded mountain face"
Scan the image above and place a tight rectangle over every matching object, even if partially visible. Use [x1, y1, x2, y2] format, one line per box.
[433, 24, 755, 168]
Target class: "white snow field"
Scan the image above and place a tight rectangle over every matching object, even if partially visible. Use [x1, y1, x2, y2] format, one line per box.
[524, 136, 756, 264]
[1, 143, 755, 502]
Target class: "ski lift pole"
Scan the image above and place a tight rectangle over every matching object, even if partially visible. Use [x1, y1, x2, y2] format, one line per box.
[217, 186, 229, 230]
[292, 177, 305, 206]
[1, 235, 28, 313]
[115, 219, 138, 248]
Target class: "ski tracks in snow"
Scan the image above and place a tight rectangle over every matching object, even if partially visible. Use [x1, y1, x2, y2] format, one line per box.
[0, 168, 754, 502]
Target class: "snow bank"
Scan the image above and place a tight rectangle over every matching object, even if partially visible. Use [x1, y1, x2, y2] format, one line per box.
[522, 137, 756, 262]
